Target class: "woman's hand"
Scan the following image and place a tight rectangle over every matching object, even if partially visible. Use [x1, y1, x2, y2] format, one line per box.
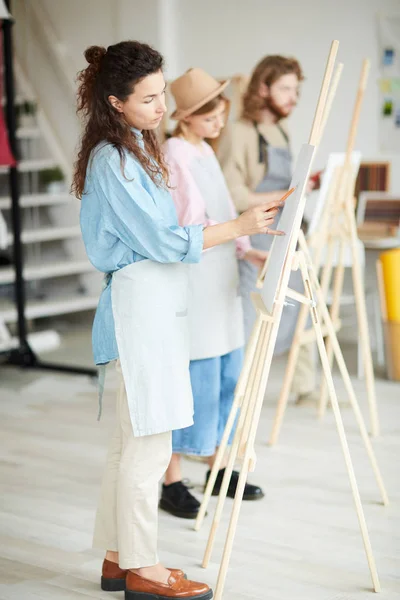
[243, 249, 268, 268]
[202, 197, 286, 251]
[235, 199, 285, 238]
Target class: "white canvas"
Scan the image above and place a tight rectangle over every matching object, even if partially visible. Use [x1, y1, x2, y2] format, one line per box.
[261, 144, 316, 314]
[307, 151, 362, 236]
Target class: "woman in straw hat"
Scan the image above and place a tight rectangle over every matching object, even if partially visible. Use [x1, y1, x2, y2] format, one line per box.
[160, 68, 284, 519]
[75, 43, 283, 599]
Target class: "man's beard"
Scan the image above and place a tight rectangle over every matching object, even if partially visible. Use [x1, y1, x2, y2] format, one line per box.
[264, 96, 295, 120]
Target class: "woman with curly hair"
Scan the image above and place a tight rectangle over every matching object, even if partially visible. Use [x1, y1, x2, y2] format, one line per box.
[75, 41, 283, 599]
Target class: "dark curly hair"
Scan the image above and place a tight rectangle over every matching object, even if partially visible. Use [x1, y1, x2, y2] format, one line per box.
[242, 55, 304, 123]
[72, 41, 168, 198]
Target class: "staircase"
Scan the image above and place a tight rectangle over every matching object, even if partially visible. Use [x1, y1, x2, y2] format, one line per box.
[0, 91, 99, 349]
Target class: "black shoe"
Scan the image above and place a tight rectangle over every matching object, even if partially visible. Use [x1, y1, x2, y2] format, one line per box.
[205, 468, 265, 501]
[159, 480, 201, 519]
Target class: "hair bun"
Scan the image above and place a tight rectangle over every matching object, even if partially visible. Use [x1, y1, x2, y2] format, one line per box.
[84, 46, 106, 66]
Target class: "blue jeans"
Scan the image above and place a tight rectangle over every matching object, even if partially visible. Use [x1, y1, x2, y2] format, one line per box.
[172, 348, 244, 456]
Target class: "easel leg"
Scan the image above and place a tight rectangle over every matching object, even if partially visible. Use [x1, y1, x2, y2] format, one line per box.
[346, 202, 380, 436]
[317, 236, 337, 416]
[299, 256, 381, 592]
[213, 319, 277, 599]
[319, 235, 336, 299]
[195, 315, 263, 532]
[270, 234, 339, 443]
[214, 451, 254, 600]
[306, 260, 389, 506]
[269, 300, 308, 446]
[202, 318, 270, 567]
[319, 238, 346, 415]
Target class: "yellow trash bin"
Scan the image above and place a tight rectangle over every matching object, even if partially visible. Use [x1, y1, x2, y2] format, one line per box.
[379, 249, 400, 381]
[383, 321, 400, 381]
[380, 248, 400, 322]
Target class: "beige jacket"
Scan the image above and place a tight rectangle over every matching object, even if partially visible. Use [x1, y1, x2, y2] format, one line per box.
[218, 118, 290, 213]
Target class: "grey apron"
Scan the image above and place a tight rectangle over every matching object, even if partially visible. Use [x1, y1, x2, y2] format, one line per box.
[239, 124, 305, 354]
[186, 151, 244, 360]
[111, 259, 194, 436]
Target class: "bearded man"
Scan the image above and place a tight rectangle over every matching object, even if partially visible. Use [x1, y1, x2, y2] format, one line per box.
[219, 55, 317, 405]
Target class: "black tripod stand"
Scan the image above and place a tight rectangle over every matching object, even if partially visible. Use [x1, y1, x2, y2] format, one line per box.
[1, 2, 96, 377]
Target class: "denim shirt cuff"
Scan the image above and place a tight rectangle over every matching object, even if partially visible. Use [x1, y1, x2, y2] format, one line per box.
[182, 224, 204, 264]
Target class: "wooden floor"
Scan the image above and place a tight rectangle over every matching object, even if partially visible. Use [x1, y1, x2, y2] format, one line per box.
[0, 327, 399, 600]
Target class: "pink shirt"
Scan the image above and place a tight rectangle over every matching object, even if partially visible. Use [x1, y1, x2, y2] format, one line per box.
[163, 137, 251, 258]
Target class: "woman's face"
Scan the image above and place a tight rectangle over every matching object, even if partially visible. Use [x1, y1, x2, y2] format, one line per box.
[184, 99, 227, 140]
[108, 70, 167, 130]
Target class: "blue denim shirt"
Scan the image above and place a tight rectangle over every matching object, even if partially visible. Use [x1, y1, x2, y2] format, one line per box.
[80, 130, 204, 365]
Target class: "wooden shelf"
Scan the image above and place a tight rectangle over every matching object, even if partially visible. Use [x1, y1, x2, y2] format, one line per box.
[0, 259, 94, 284]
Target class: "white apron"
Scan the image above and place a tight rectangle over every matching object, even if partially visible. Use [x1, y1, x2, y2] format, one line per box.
[187, 151, 244, 360]
[111, 259, 194, 437]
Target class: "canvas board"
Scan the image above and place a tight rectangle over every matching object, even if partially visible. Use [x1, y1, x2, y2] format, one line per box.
[307, 151, 362, 236]
[261, 143, 316, 314]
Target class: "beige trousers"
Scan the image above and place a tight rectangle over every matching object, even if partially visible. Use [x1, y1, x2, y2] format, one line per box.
[93, 364, 172, 569]
[292, 343, 316, 396]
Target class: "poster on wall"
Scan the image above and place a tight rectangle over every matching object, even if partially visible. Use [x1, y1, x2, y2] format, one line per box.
[377, 14, 400, 153]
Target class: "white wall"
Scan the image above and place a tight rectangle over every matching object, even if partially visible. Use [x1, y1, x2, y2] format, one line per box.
[13, 0, 177, 165]
[172, 0, 400, 192]
[13, 0, 400, 191]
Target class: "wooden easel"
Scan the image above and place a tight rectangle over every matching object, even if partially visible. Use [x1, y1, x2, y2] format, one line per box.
[194, 43, 385, 600]
[269, 59, 380, 447]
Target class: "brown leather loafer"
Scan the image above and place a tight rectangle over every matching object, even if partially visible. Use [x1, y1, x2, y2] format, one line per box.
[101, 560, 186, 592]
[101, 559, 127, 591]
[125, 570, 213, 599]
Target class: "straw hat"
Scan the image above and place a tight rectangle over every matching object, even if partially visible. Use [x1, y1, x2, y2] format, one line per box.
[170, 68, 230, 120]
